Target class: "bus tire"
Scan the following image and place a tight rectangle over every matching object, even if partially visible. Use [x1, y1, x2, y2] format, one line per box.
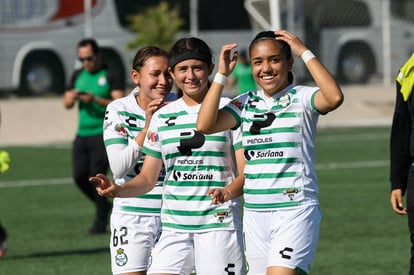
[19, 52, 65, 96]
[338, 43, 375, 84]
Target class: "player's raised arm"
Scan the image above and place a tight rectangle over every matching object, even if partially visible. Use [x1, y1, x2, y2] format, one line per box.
[90, 155, 163, 198]
[196, 44, 239, 134]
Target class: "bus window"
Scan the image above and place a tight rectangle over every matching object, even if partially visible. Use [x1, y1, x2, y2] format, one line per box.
[391, 0, 414, 22]
[113, 0, 250, 31]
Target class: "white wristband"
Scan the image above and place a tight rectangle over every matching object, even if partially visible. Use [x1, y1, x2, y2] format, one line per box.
[301, 50, 316, 64]
[213, 72, 227, 86]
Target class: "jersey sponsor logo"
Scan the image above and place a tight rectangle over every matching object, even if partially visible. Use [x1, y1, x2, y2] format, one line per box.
[98, 76, 107, 86]
[283, 188, 299, 200]
[249, 113, 276, 135]
[147, 130, 159, 145]
[165, 117, 177, 126]
[279, 247, 294, 260]
[114, 123, 127, 136]
[214, 211, 229, 223]
[172, 170, 213, 181]
[230, 98, 243, 110]
[176, 159, 203, 165]
[276, 94, 291, 108]
[247, 98, 259, 108]
[125, 116, 138, 128]
[115, 248, 128, 266]
[177, 130, 205, 156]
[246, 137, 273, 144]
[224, 263, 236, 275]
[244, 149, 283, 160]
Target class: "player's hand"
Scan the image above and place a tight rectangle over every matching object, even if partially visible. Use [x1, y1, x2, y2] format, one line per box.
[390, 189, 407, 215]
[77, 91, 95, 104]
[217, 43, 238, 77]
[274, 29, 307, 57]
[208, 188, 230, 204]
[89, 173, 119, 198]
[145, 97, 165, 121]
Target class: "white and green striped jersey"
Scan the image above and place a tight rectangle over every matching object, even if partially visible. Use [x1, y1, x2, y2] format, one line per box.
[142, 97, 243, 233]
[224, 84, 321, 211]
[104, 90, 164, 215]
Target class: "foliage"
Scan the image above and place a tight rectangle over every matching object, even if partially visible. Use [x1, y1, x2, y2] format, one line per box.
[127, 1, 184, 51]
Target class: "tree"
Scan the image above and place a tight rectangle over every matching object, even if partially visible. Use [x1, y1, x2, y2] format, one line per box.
[127, 1, 184, 51]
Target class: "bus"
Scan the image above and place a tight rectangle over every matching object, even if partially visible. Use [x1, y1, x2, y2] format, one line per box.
[245, 0, 414, 84]
[0, 0, 254, 96]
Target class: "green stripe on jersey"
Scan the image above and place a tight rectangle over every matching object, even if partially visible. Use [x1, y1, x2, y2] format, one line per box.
[104, 138, 128, 146]
[159, 123, 195, 131]
[163, 208, 229, 216]
[142, 147, 162, 158]
[244, 187, 302, 194]
[244, 141, 299, 151]
[158, 110, 188, 118]
[165, 180, 224, 187]
[120, 206, 161, 213]
[164, 194, 212, 201]
[167, 164, 229, 173]
[162, 222, 231, 230]
[117, 110, 145, 120]
[244, 201, 301, 209]
[165, 150, 225, 160]
[247, 157, 299, 165]
[242, 126, 299, 136]
[245, 171, 300, 179]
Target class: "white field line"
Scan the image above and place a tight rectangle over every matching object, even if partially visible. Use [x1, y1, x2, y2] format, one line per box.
[0, 177, 72, 188]
[0, 160, 389, 188]
[0, 132, 389, 188]
[316, 132, 389, 142]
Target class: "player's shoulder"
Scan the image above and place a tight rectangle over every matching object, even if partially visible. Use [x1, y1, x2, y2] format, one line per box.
[110, 92, 136, 108]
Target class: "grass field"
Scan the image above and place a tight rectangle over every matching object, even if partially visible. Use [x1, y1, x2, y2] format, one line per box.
[0, 126, 409, 275]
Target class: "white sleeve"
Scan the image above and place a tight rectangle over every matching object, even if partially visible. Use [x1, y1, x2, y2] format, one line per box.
[104, 101, 142, 179]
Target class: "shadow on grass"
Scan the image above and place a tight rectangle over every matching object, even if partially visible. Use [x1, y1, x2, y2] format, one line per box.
[5, 247, 108, 260]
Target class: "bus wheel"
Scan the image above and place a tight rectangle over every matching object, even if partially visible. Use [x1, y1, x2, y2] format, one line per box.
[338, 45, 374, 84]
[19, 52, 65, 96]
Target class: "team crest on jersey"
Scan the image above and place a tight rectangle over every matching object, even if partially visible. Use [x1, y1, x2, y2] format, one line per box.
[98, 76, 107, 86]
[115, 248, 128, 266]
[114, 123, 127, 136]
[214, 210, 229, 223]
[230, 98, 243, 110]
[147, 130, 159, 145]
[276, 94, 291, 108]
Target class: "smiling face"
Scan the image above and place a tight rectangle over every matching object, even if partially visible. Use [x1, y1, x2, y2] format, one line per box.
[169, 58, 213, 105]
[132, 55, 172, 101]
[249, 39, 293, 97]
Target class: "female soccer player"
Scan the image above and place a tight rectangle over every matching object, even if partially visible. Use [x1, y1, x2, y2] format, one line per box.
[103, 46, 174, 275]
[196, 30, 344, 275]
[91, 37, 245, 275]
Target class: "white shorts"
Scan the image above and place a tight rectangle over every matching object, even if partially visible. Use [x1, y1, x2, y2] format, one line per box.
[243, 205, 321, 275]
[110, 212, 161, 274]
[148, 230, 244, 275]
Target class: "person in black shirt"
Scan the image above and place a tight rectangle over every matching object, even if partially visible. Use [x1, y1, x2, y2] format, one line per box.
[390, 53, 414, 275]
[64, 38, 125, 235]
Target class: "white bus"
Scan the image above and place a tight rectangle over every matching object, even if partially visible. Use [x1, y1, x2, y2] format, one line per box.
[0, 0, 254, 96]
[246, 0, 414, 84]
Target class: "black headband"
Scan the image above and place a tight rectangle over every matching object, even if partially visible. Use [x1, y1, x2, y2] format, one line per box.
[169, 51, 211, 68]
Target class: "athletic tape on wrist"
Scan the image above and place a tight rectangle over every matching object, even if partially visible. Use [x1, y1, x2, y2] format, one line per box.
[213, 73, 227, 86]
[301, 50, 316, 64]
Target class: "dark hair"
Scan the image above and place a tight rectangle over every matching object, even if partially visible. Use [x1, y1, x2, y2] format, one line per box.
[249, 31, 294, 83]
[168, 37, 213, 69]
[132, 46, 168, 71]
[77, 38, 100, 54]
